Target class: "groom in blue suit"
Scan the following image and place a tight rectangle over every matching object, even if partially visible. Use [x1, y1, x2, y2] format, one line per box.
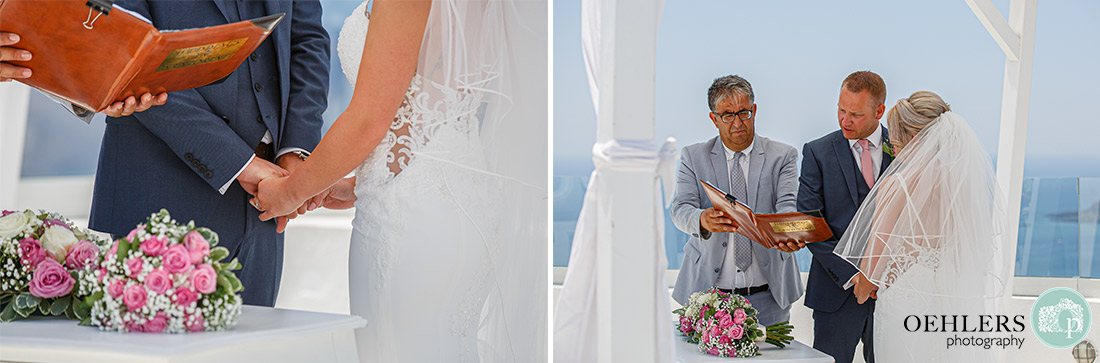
[89, 0, 330, 307]
[799, 71, 893, 363]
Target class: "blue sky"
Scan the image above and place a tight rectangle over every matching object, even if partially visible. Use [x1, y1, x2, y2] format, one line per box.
[553, 0, 1100, 178]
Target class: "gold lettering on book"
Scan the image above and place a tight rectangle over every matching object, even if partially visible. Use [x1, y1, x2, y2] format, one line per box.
[770, 220, 815, 233]
[156, 38, 248, 72]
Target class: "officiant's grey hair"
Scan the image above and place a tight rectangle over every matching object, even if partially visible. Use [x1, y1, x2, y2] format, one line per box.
[708, 75, 755, 112]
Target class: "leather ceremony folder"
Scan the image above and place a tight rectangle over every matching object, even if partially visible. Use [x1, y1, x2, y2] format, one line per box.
[0, 0, 283, 117]
[699, 180, 834, 248]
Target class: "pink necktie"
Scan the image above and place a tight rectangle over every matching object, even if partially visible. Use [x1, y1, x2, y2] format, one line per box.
[858, 139, 874, 188]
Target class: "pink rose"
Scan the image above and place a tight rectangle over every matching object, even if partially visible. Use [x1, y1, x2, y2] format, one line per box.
[679, 316, 694, 333]
[144, 268, 172, 295]
[139, 235, 167, 257]
[732, 308, 747, 325]
[125, 224, 145, 242]
[123, 284, 147, 310]
[184, 231, 210, 264]
[173, 286, 198, 307]
[162, 245, 191, 274]
[186, 313, 205, 332]
[702, 331, 711, 343]
[125, 257, 144, 278]
[707, 347, 720, 356]
[108, 279, 126, 299]
[728, 324, 744, 340]
[718, 312, 734, 329]
[144, 313, 168, 333]
[709, 324, 720, 337]
[190, 264, 217, 294]
[126, 319, 145, 333]
[719, 334, 731, 345]
[28, 259, 75, 298]
[65, 240, 100, 270]
[98, 267, 108, 282]
[18, 238, 49, 267]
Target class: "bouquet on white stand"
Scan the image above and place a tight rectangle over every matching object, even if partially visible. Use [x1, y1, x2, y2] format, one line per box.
[79, 209, 243, 333]
[0, 210, 110, 322]
[674, 288, 794, 357]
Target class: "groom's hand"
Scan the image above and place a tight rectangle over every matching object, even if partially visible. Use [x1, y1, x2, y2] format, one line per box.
[0, 32, 32, 82]
[700, 208, 737, 235]
[853, 272, 878, 304]
[238, 158, 289, 195]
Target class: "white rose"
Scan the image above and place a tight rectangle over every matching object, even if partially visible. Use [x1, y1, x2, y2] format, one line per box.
[41, 225, 78, 262]
[0, 211, 32, 240]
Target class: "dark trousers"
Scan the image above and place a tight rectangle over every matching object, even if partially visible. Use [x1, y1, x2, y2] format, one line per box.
[111, 183, 283, 307]
[812, 294, 875, 363]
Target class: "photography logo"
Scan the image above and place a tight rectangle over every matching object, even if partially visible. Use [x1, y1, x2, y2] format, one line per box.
[1032, 287, 1092, 349]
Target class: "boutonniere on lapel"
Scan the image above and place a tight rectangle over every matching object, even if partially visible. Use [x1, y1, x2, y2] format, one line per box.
[882, 138, 896, 158]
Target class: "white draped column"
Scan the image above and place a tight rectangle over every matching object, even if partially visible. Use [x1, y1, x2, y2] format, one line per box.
[965, 0, 1037, 287]
[0, 82, 30, 207]
[592, 0, 669, 362]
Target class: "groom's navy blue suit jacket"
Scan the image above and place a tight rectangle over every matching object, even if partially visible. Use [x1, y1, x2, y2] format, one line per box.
[798, 127, 893, 313]
[90, 0, 330, 235]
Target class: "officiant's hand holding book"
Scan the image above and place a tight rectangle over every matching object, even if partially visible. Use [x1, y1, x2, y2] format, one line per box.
[699, 180, 834, 250]
[0, 0, 282, 119]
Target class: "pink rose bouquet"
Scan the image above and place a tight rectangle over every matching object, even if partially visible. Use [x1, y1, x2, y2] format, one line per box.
[0, 210, 110, 322]
[78, 209, 243, 333]
[673, 288, 794, 357]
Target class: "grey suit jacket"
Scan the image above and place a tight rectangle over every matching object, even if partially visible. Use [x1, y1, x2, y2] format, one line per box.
[670, 135, 805, 309]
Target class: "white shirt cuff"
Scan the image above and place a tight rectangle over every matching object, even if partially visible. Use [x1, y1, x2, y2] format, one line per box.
[275, 147, 309, 159]
[843, 273, 859, 290]
[220, 154, 256, 195]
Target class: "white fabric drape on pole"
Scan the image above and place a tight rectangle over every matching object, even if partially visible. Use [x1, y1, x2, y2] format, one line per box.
[553, 0, 675, 362]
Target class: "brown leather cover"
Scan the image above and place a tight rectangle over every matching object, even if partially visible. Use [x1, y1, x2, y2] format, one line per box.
[700, 180, 834, 248]
[0, 0, 282, 113]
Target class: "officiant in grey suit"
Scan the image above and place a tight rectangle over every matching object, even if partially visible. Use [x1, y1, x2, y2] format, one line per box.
[671, 75, 804, 326]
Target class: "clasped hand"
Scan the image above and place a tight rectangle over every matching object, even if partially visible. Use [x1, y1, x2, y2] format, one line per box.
[240, 155, 356, 233]
[852, 272, 879, 304]
[700, 207, 806, 252]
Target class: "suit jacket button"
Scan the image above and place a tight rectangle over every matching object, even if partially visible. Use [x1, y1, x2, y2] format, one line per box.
[714, 268, 720, 273]
[192, 160, 200, 167]
[256, 115, 264, 123]
[254, 83, 263, 92]
[198, 165, 207, 173]
[722, 242, 728, 247]
[184, 153, 194, 161]
[204, 171, 213, 179]
[220, 115, 230, 123]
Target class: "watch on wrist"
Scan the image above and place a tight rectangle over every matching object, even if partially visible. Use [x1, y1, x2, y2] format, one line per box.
[291, 151, 308, 161]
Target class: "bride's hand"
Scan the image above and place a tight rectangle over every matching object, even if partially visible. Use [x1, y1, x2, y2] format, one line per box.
[322, 177, 357, 210]
[253, 176, 306, 222]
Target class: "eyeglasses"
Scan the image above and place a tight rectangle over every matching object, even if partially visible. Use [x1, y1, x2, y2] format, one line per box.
[712, 109, 753, 123]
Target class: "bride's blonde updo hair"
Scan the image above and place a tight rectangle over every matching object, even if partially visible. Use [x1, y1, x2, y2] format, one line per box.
[887, 91, 951, 149]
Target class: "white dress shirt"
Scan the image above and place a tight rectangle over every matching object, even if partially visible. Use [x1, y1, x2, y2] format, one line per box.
[715, 139, 769, 289]
[844, 125, 883, 288]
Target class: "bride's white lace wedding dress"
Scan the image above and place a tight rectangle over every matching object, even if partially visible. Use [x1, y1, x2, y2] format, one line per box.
[337, 1, 546, 362]
[835, 112, 1011, 362]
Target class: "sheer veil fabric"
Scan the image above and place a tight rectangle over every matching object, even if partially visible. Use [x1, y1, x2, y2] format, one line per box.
[833, 112, 1010, 361]
[338, 1, 546, 362]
